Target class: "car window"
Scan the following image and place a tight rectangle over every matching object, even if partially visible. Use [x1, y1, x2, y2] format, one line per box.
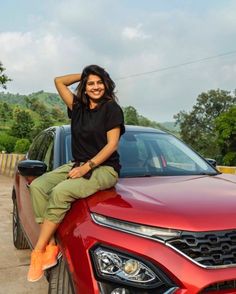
[65, 134, 73, 163]
[156, 137, 197, 171]
[44, 140, 54, 171]
[27, 134, 46, 160]
[27, 128, 55, 171]
[119, 131, 217, 178]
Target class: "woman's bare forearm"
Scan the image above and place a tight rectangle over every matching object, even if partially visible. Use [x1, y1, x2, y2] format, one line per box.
[54, 73, 81, 86]
[54, 74, 81, 108]
[89, 127, 120, 167]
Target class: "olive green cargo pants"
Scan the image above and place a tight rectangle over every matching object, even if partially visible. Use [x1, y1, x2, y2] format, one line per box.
[29, 162, 118, 224]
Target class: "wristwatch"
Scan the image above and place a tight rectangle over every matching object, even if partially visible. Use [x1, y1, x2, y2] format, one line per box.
[87, 160, 96, 170]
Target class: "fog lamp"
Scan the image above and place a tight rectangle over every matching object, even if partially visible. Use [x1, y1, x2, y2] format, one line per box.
[111, 288, 130, 294]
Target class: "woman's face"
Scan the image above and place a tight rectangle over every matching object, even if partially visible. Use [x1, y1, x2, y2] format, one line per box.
[85, 74, 105, 100]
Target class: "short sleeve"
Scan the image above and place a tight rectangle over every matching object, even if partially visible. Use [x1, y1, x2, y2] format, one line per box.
[105, 101, 125, 136]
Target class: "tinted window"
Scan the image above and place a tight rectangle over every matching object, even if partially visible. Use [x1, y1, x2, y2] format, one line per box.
[28, 134, 45, 160]
[28, 129, 55, 171]
[65, 134, 73, 163]
[119, 131, 217, 177]
[63, 130, 217, 178]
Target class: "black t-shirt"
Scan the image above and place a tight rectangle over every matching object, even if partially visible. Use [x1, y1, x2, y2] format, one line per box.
[68, 97, 125, 174]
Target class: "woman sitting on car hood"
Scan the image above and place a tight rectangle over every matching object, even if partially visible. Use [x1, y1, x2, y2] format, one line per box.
[27, 65, 125, 282]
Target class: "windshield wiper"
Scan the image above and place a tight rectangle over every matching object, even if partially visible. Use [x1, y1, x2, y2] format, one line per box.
[124, 173, 152, 178]
[197, 172, 218, 176]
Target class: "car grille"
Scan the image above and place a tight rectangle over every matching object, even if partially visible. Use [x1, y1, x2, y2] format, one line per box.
[200, 280, 236, 293]
[167, 230, 236, 268]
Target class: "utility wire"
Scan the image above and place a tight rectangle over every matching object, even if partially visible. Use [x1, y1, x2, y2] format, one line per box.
[115, 50, 236, 81]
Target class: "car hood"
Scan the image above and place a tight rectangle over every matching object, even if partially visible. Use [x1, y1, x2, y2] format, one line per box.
[87, 174, 236, 231]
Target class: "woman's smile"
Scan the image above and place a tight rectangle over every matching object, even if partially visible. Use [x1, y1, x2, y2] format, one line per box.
[86, 74, 105, 100]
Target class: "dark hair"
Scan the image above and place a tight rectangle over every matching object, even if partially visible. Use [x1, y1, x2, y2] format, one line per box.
[75, 65, 117, 107]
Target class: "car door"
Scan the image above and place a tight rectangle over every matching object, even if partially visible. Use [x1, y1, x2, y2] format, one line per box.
[18, 128, 56, 247]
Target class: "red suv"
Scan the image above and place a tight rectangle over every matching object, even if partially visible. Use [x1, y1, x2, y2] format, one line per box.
[13, 125, 236, 294]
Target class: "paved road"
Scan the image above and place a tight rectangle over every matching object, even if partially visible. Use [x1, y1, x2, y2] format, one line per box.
[0, 175, 47, 294]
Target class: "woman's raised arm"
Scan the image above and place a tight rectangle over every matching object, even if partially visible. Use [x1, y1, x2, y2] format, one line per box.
[54, 74, 81, 109]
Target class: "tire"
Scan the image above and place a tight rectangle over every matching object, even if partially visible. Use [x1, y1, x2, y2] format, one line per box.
[12, 193, 30, 249]
[48, 257, 75, 294]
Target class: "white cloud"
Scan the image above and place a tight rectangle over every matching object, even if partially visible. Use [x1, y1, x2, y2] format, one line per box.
[1, 1, 236, 121]
[0, 31, 96, 93]
[122, 24, 151, 40]
[0, 32, 32, 54]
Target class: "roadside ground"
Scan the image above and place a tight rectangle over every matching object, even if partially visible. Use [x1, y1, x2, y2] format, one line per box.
[0, 175, 47, 294]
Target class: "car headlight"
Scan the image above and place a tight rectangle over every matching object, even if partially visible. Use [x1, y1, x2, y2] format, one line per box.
[90, 246, 173, 290]
[91, 213, 181, 242]
[94, 247, 155, 283]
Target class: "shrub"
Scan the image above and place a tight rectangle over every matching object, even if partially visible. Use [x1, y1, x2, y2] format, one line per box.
[223, 152, 236, 166]
[14, 138, 31, 153]
[0, 144, 6, 152]
[0, 132, 17, 153]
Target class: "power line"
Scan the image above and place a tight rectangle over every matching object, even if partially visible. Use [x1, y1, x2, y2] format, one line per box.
[115, 50, 236, 81]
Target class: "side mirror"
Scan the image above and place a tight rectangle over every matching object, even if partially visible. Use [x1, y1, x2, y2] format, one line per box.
[18, 160, 47, 177]
[205, 158, 217, 167]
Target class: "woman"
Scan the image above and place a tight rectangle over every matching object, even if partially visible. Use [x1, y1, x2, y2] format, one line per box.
[27, 65, 125, 282]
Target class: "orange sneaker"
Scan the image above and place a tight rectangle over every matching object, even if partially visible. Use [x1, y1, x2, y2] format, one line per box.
[27, 250, 44, 282]
[42, 244, 59, 270]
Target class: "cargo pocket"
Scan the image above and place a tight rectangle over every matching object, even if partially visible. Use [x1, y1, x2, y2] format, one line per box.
[94, 166, 118, 190]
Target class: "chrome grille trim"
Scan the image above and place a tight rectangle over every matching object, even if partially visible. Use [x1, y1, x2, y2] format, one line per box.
[167, 230, 236, 269]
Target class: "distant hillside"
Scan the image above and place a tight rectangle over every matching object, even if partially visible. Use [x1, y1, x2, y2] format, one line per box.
[0, 90, 66, 113]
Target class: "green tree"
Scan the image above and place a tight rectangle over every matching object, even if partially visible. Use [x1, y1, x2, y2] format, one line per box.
[137, 115, 151, 127]
[38, 113, 53, 130]
[0, 62, 12, 89]
[0, 102, 13, 124]
[123, 105, 167, 131]
[24, 97, 48, 115]
[31, 113, 54, 139]
[174, 89, 236, 160]
[215, 106, 236, 165]
[0, 132, 17, 153]
[10, 108, 34, 139]
[51, 106, 67, 122]
[123, 106, 139, 125]
[14, 138, 31, 153]
[138, 115, 166, 130]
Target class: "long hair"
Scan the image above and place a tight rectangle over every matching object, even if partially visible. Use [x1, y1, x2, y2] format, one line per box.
[75, 65, 117, 107]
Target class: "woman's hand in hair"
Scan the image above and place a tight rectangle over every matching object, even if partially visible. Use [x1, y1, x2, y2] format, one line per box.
[54, 74, 81, 109]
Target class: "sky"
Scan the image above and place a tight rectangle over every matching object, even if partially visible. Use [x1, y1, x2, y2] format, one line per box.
[1, 0, 236, 122]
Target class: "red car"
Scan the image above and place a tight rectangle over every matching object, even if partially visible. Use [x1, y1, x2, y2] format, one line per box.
[13, 125, 236, 294]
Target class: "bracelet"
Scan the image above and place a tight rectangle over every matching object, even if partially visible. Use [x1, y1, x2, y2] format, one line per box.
[87, 160, 96, 170]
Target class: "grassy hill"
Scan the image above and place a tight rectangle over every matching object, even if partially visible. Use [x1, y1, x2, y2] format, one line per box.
[0, 90, 66, 112]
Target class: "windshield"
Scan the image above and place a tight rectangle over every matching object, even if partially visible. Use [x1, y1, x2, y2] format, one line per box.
[119, 131, 218, 178]
[65, 131, 218, 178]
